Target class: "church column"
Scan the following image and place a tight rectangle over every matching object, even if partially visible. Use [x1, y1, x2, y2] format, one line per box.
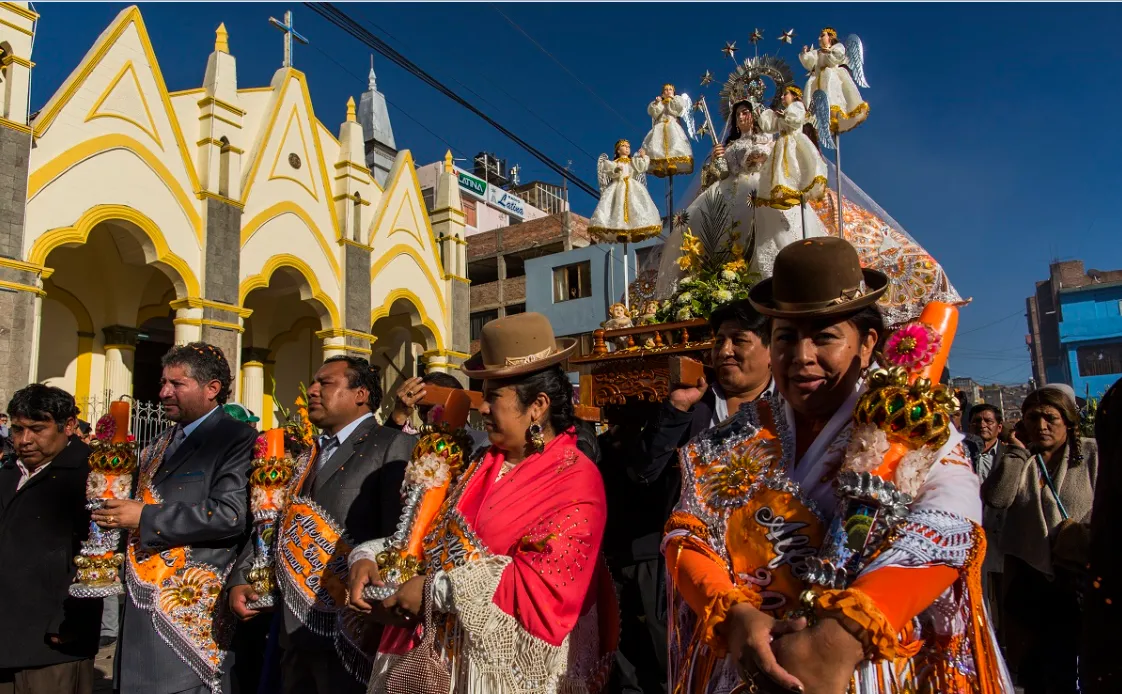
[172, 305, 203, 345]
[428, 152, 471, 383]
[0, 2, 38, 406]
[102, 325, 140, 402]
[240, 347, 271, 429]
[335, 96, 375, 361]
[320, 334, 348, 361]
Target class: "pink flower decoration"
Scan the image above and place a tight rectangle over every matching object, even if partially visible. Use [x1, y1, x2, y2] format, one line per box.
[94, 414, 116, 442]
[883, 322, 941, 372]
[426, 405, 445, 425]
[253, 435, 268, 460]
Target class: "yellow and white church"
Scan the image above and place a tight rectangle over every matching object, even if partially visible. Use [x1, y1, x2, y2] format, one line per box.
[0, 3, 471, 428]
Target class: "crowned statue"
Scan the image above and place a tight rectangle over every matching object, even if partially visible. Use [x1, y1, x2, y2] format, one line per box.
[642, 83, 695, 177]
[801, 27, 870, 135]
[589, 139, 663, 242]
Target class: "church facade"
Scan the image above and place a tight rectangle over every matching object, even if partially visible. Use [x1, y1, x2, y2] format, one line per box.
[0, 3, 470, 427]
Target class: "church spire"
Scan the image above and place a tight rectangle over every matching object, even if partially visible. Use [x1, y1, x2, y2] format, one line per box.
[359, 53, 396, 187]
[215, 23, 229, 54]
[368, 55, 377, 91]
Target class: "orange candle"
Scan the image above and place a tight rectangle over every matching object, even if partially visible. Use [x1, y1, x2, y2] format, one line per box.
[109, 401, 130, 443]
[265, 428, 285, 459]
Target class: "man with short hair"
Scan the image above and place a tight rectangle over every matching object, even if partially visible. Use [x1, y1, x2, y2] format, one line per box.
[0, 385, 101, 694]
[0, 412, 10, 439]
[229, 356, 412, 694]
[388, 371, 489, 449]
[968, 403, 1007, 633]
[92, 342, 256, 694]
[605, 299, 772, 693]
[968, 404, 1005, 483]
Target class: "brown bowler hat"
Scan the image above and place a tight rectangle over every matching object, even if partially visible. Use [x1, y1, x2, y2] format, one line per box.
[748, 237, 888, 318]
[461, 312, 577, 379]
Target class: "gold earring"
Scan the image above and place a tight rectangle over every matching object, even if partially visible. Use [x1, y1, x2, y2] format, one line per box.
[527, 422, 545, 451]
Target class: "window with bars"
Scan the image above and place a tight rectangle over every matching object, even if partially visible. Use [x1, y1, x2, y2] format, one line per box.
[1076, 342, 1122, 377]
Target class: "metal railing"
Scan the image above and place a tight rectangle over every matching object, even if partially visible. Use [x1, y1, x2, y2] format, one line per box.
[76, 394, 171, 449]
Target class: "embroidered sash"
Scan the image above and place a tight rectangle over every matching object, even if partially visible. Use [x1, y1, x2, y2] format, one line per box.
[125, 432, 232, 694]
[274, 448, 374, 683]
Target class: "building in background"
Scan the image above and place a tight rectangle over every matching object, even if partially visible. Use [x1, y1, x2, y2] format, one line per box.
[416, 154, 549, 236]
[357, 57, 396, 187]
[512, 180, 568, 216]
[1027, 259, 1122, 400]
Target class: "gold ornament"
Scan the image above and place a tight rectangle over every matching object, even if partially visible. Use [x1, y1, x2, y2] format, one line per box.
[853, 367, 960, 450]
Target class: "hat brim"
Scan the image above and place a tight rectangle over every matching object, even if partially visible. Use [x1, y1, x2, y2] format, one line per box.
[461, 338, 578, 380]
[748, 269, 889, 319]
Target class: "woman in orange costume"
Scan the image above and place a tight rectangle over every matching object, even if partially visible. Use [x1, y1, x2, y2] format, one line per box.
[664, 237, 1013, 694]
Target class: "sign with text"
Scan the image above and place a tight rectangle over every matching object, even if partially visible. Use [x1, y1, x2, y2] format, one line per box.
[457, 170, 487, 198]
[487, 186, 526, 219]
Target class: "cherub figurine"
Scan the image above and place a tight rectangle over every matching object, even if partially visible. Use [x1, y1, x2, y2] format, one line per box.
[602, 302, 634, 331]
[756, 86, 828, 210]
[800, 27, 869, 135]
[589, 140, 662, 242]
[638, 300, 660, 326]
[642, 83, 695, 177]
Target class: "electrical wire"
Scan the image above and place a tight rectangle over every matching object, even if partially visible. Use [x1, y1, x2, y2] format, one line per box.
[304, 2, 601, 200]
[956, 309, 1025, 336]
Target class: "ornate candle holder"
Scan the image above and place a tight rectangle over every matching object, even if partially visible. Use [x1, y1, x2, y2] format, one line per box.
[364, 424, 473, 602]
[245, 429, 297, 610]
[71, 404, 136, 598]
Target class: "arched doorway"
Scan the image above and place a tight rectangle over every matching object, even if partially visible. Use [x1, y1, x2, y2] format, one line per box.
[241, 260, 338, 429]
[35, 215, 192, 419]
[370, 294, 442, 420]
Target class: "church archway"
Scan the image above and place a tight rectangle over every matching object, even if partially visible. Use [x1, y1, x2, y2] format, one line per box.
[240, 257, 338, 428]
[35, 212, 194, 418]
[370, 291, 442, 420]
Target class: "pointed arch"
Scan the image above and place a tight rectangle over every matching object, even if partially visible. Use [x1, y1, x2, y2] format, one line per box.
[239, 253, 341, 331]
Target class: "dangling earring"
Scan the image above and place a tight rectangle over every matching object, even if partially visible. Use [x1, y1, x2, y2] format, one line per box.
[527, 421, 545, 452]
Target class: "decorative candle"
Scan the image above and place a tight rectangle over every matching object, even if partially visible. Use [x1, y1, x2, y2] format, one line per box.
[265, 427, 285, 459]
[108, 401, 130, 444]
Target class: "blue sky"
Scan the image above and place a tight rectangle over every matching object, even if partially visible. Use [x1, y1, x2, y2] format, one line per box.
[28, 2, 1122, 385]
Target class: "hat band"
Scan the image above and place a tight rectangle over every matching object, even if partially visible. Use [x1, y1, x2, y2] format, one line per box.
[500, 346, 554, 368]
[772, 281, 869, 312]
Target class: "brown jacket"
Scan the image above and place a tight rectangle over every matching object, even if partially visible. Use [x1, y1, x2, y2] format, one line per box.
[983, 438, 1098, 577]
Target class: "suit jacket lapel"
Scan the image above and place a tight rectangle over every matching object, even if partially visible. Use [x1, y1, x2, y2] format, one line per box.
[311, 417, 377, 497]
[154, 409, 226, 485]
[0, 464, 17, 510]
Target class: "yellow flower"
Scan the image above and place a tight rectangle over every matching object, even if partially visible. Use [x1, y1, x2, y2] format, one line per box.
[677, 254, 695, 271]
[680, 230, 703, 256]
[731, 241, 745, 258]
[724, 259, 747, 273]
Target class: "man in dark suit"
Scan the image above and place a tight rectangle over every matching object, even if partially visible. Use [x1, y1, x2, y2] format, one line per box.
[966, 403, 1008, 632]
[0, 385, 101, 694]
[602, 300, 772, 693]
[229, 356, 412, 694]
[92, 342, 255, 694]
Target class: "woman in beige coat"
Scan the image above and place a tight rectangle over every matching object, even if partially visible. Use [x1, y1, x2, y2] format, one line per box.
[983, 384, 1098, 694]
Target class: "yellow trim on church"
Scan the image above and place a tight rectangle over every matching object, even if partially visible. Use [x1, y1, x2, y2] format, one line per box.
[370, 288, 446, 352]
[240, 201, 342, 282]
[239, 253, 342, 329]
[368, 244, 448, 317]
[84, 61, 164, 149]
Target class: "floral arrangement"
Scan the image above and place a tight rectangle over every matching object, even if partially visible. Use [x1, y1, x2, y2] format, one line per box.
[271, 382, 319, 453]
[655, 189, 758, 323]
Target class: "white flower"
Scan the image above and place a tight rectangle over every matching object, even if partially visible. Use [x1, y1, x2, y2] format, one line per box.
[677, 292, 693, 305]
[271, 488, 287, 508]
[844, 424, 889, 473]
[251, 486, 282, 511]
[86, 472, 108, 498]
[894, 448, 938, 497]
[110, 474, 133, 499]
[715, 289, 733, 303]
[720, 269, 737, 282]
[405, 453, 451, 490]
[675, 306, 693, 321]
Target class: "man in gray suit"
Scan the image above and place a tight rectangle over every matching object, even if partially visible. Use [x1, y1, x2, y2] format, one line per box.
[93, 343, 255, 694]
[229, 356, 411, 694]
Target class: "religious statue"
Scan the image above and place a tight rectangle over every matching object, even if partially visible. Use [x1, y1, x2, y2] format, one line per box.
[601, 301, 635, 350]
[589, 140, 662, 242]
[800, 27, 869, 135]
[638, 299, 660, 326]
[642, 83, 695, 177]
[755, 85, 828, 210]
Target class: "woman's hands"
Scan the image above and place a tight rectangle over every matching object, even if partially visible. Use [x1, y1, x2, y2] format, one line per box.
[723, 603, 806, 692]
[346, 560, 423, 628]
[770, 617, 865, 694]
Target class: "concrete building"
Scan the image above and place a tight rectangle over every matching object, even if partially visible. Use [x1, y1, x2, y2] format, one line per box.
[416, 158, 549, 236]
[0, 4, 470, 427]
[1027, 259, 1122, 400]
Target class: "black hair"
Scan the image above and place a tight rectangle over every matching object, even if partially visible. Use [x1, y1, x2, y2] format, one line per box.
[725, 100, 758, 145]
[423, 372, 463, 390]
[709, 299, 770, 346]
[970, 403, 1003, 423]
[511, 364, 576, 436]
[162, 342, 233, 404]
[6, 383, 80, 431]
[77, 419, 92, 435]
[573, 420, 600, 463]
[324, 355, 383, 412]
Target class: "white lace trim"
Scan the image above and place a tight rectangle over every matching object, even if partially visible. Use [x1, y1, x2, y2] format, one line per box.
[863, 509, 975, 574]
[348, 538, 387, 568]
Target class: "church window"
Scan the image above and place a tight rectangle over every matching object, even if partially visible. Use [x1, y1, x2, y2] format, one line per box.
[463, 198, 477, 228]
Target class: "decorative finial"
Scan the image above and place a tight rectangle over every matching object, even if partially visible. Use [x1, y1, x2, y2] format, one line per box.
[215, 23, 230, 54]
[368, 55, 377, 91]
[750, 28, 764, 44]
[345, 96, 356, 123]
[443, 150, 454, 174]
[700, 70, 714, 87]
[722, 41, 738, 59]
[778, 28, 796, 44]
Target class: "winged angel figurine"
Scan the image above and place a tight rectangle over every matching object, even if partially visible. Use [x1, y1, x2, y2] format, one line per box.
[588, 139, 663, 242]
[801, 27, 870, 135]
[642, 83, 695, 177]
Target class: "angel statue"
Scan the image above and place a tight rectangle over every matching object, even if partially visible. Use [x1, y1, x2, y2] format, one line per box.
[588, 139, 662, 242]
[800, 27, 869, 135]
[642, 83, 695, 177]
[756, 85, 828, 210]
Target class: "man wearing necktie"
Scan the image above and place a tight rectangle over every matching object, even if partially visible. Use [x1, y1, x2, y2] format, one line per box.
[92, 342, 255, 694]
[228, 356, 412, 694]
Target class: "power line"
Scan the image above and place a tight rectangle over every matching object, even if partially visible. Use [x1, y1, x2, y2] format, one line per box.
[304, 2, 601, 200]
[488, 4, 639, 133]
[956, 309, 1025, 336]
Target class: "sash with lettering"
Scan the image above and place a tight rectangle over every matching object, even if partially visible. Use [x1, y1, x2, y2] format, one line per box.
[275, 445, 374, 683]
[125, 431, 233, 694]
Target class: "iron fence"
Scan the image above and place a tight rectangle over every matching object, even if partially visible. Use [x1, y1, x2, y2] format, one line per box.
[75, 394, 170, 449]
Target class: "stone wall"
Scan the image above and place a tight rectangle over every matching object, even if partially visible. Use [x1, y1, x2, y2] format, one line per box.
[0, 125, 34, 407]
